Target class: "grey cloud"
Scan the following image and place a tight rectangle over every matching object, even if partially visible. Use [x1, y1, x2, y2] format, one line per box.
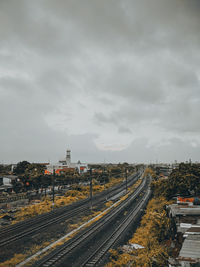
[101, 137, 200, 163]
[118, 126, 132, 134]
[0, 0, 200, 163]
[97, 97, 114, 106]
[94, 112, 117, 125]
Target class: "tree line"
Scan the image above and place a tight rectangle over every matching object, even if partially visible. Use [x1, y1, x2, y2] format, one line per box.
[1, 161, 136, 193]
[151, 163, 200, 199]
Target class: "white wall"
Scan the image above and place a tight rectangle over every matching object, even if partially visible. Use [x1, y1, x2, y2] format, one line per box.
[3, 177, 12, 185]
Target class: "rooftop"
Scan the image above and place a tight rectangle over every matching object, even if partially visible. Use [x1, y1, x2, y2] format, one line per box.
[186, 227, 200, 234]
[0, 184, 13, 190]
[1, 175, 18, 179]
[178, 235, 200, 262]
[169, 204, 200, 217]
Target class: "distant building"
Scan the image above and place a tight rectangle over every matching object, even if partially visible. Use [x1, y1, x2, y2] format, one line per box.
[155, 164, 172, 177]
[45, 149, 88, 175]
[168, 204, 200, 233]
[0, 175, 18, 186]
[168, 201, 200, 266]
[11, 164, 17, 173]
[178, 229, 200, 266]
[172, 161, 179, 170]
[0, 175, 18, 193]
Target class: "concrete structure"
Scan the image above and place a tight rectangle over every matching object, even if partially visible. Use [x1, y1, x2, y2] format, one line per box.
[0, 175, 18, 193]
[66, 150, 71, 166]
[168, 201, 200, 266]
[58, 150, 71, 166]
[11, 164, 17, 173]
[168, 204, 200, 233]
[155, 163, 173, 177]
[178, 231, 200, 266]
[0, 175, 18, 186]
[45, 149, 88, 174]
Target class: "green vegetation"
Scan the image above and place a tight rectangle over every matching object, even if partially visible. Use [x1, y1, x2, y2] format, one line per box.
[8, 162, 137, 193]
[11, 176, 124, 223]
[107, 163, 200, 266]
[151, 163, 200, 199]
[0, 164, 12, 175]
[107, 197, 173, 267]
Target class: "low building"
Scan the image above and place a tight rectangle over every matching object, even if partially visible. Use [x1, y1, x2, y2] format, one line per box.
[155, 164, 173, 176]
[0, 175, 18, 192]
[178, 230, 200, 266]
[44, 149, 88, 175]
[177, 197, 200, 206]
[168, 204, 200, 233]
[168, 201, 200, 266]
[0, 184, 13, 193]
[0, 175, 18, 186]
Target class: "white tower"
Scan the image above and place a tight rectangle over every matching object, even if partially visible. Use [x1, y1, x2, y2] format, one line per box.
[66, 150, 71, 166]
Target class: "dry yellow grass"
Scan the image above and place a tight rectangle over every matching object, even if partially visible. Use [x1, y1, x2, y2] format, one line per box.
[1, 175, 136, 267]
[11, 176, 125, 223]
[0, 241, 51, 267]
[0, 254, 26, 267]
[106, 197, 171, 267]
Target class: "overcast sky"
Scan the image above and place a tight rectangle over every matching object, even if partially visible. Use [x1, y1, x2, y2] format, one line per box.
[0, 0, 200, 164]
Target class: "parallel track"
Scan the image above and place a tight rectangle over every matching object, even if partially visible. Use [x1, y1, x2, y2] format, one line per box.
[0, 172, 141, 248]
[82, 188, 151, 267]
[34, 176, 149, 267]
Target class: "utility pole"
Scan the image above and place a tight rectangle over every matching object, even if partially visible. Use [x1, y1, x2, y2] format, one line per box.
[103, 165, 106, 190]
[89, 168, 93, 209]
[103, 165, 108, 201]
[125, 168, 128, 194]
[106, 166, 110, 201]
[52, 168, 55, 209]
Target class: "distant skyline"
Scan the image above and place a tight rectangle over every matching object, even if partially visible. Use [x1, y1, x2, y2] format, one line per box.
[1, 0, 200, 164]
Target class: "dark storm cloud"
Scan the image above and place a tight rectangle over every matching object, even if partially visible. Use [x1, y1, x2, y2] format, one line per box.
[118, 127, 132, 134]
[0, 0, 200, 163]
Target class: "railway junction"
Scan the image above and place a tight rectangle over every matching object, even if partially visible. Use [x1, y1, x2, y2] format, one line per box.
[0, 170, 151, 266]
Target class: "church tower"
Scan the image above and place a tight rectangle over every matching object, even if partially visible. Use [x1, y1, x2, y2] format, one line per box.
[66, 150, 71, 166]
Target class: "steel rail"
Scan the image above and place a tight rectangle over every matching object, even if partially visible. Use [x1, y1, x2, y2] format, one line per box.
[34, 177, 148, 267]
[0, 172, 138, 235]
[0, 173, 136, 240]
[0, 204, 92, 247]
[81, 188, 151, 267]
[0, 172, 140, 247]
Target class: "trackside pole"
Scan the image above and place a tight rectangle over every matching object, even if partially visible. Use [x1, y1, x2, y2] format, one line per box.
[52, 168, 55, 209]
[90, 168, 93, 209]
[126, 169, 128, 194]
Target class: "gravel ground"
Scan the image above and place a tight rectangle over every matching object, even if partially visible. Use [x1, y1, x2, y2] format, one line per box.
[0, 200, 107, 263]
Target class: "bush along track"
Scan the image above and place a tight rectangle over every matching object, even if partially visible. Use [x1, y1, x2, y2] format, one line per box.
[9, 176, 125, 224]
[107, 171, 175, 267]
[29, 176, 150, 267]
[0, 173, 141, 266]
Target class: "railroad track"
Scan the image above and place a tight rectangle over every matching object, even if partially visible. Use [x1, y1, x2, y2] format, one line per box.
[0, 172, 141, 248]
[33, 176, 149, 267]
[82, 188, 151, 267]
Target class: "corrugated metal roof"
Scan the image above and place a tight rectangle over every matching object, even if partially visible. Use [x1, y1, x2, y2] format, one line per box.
[0, 184, 13, 189]
[169, 204, 200, 216]
[186, 227, 200, 233]
[179, 235, 200, 261]
[2, 175, 18, 180]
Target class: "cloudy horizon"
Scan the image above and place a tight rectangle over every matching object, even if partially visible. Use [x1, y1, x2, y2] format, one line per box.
[0, 0, 200, 164]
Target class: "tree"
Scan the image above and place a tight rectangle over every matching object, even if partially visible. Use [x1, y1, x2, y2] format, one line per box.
[13, 161, 31, 175]
[151, 163, 200, 199]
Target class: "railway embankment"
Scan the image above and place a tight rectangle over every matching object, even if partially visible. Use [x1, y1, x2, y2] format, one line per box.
[107, 164, 200, 266]
[27, 175, 150, 267]
[0, 172, 142, 266]
[106, 196, 174, 266]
